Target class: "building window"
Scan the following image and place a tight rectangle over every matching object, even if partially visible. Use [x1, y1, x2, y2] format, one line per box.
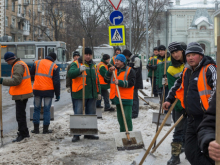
[157, 21, 161, 30]
[11, 35, 15, 42]
[200, 43, 206, 52]
[200, 26, 206, 30]
[60, 22, 63, 28]
[18, 5, 21, 14]
[29, 10, 31, 17]
[12, 2, 15, 12]
[5, 17, 8, 26]
[6, 0, 8, 9]
[24, 36, 27, 41]
[157, 40, 160, 47]
[12, 18, 16, 27]
[24, 7, 26, 17]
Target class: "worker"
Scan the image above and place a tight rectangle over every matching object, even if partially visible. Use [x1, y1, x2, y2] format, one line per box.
[122, 49, 143, 119]
[30, 53, 60, 134]
[68, 47, 101, 142]
[96, 54, 115, 111]
[147, 47, 159, 97]
[156, 45, 171, 99]
[110, 47, 121, 66]
[66, 51, 80, 110]
[104, 54, 135, 132]
[163, 42, 217, 165]
[166, 42, 187, 165]
[1, 52, 33, 142]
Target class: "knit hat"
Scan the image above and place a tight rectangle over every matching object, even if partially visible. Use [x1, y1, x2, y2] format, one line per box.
[4, 52, 16, 62]
[185, 42, 204, 56]
[103, 54, 110, 60]
[158, 45, 166, 51]
[115, 47, 121, 52]
[122, 49, 132, 57]
[85, 48, 92, 55]
[115, 54, 126, 63]
[73, 51, 80, 57]
[153, 47, 158, 51]
[168, 42, 184, 54]
[48, 52, 57, 61]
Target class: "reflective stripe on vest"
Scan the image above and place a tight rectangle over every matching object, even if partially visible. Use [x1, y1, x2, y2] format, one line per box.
[110, 66, 134, 100]
[9, 60, 33, 96]
[33, 59, 57, 91]
[176, 64, 215, 110]
[71, 61, 99, 93]
[97, 62, 108, 85]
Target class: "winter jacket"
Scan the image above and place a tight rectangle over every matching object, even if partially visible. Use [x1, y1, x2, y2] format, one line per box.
[166, 56, 217, 118]
[66, 61, 74, 88]
[97, 59, 110, 90]
[3, 59, 33, 100]
[68, 56, 101, 99]
[104, 64, 135, 105]
[147, 54, 158, 77]
[127, 55, 143, 89]
[167, 63, 184, 112]
[156, 53, 172, 88]
[110, 55, 117, 66]
[197, 92, 216, 157]
[30, 56, 60, 98]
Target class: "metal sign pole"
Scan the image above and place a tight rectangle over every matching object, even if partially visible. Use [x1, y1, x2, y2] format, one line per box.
[146, 0, 149, 78]
[129, 0, 132, 50]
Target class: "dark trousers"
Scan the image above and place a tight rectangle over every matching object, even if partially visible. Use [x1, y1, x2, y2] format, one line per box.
[185, 117, 214, 165]
[132, 88, 139, 117]
[96, 89, 110, 109]
[149, 77, 158, 96]
[172, 109, 187, 143]
[15, 99, 29, 137]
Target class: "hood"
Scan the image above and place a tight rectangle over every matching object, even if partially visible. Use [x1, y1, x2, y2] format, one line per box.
[78, 56, 95, 65]
[171, 51, 186, 67]
[185, 55, 216, 70]
[46, 56, 55, 62]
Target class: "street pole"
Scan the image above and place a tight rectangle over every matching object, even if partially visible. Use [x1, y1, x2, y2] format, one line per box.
[146, 0, 149, 78]
[129, 0, 132, 51]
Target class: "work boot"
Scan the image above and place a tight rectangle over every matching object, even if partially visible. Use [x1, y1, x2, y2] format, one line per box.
[84, 135, 99, 140]
[96, 106, 103, 108]
[167, 142, 182, 165]
[31, 124, 39, 134]
[72, 136, 80, 142]
[43, 125, 53, 134]
[104, 107, 115, 111]
[12, 132, 30, 143]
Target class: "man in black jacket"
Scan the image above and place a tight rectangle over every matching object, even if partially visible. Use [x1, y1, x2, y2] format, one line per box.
[122, 49, 143, 119]
[162, 42, 217, 165]
[197, 92, 220, 164]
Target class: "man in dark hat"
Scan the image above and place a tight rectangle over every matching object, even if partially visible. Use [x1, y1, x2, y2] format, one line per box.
[1, 52, 33, 142]
[163, 42, 217, 165]
[110, 47, 121, 66]
[122, 49, 143, 119]
[68, 47, 101, 142]
[96, 54, 115, 111]
[30, 52, 60, 135]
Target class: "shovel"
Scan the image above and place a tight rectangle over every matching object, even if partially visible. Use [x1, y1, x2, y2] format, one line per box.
[112, 69, 144, 151]
[70, 38, 98, 135]
[0, 44, 3, 147]
[132, 99, 178, 165]
[138, 95, 149, 105]
[216, 36, 220, 165]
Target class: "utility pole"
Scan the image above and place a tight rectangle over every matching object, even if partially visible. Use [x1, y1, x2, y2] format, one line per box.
[146, 0, 149, 65]
[4, 0, 6, 36]
[129, 0, 132, 51]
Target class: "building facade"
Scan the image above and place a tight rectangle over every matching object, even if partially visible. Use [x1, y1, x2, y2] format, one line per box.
[150, 0, 216, 57]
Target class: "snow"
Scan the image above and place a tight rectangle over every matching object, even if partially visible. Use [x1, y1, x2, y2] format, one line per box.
[194, 16, 210, 25]
[170, 0, 215, 9]
[0, 81, 190, 165]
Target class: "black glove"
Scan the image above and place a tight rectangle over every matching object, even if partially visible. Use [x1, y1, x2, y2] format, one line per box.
[147, 64, 152, 70]
[181, 109, 187, 118]
[151, 65, 157, 70]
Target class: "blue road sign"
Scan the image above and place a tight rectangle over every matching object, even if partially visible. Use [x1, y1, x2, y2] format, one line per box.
[109, 11, 123, 25]
[109, 25, 125, 46]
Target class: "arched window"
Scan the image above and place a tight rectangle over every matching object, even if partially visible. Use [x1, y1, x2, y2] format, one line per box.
[200, 43, 206, 52]
[200, 26, 206, 30]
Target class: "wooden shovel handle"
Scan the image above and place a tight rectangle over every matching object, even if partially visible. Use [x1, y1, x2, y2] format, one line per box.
[151, 114, 184, 153]
[112, 71, 130, 140]
[82, 38, 85, 115]
[139, 99, 178, 165]
[138, 95, 149, 105]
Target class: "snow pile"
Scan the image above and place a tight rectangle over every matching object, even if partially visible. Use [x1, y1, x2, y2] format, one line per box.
[194, 16, 209, 25]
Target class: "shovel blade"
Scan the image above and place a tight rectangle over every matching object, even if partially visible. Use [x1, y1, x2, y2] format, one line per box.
[131, 149, 156, 165]
[114, 131, 144, 151]
[144, 96, 160, 104]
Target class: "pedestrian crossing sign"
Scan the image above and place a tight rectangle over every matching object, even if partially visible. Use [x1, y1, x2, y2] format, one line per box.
[109, 25, 125, 46]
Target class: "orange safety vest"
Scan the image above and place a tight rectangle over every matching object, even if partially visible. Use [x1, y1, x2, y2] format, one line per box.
[33, 59, 58, 91]
[97, 62, 108, 85]
[9, 60, 33, 96]
[176, 64, 215, 110]
[112, 55, 116, 65]
[71, 61, 99, 93]
[110, 66, 134, 100]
